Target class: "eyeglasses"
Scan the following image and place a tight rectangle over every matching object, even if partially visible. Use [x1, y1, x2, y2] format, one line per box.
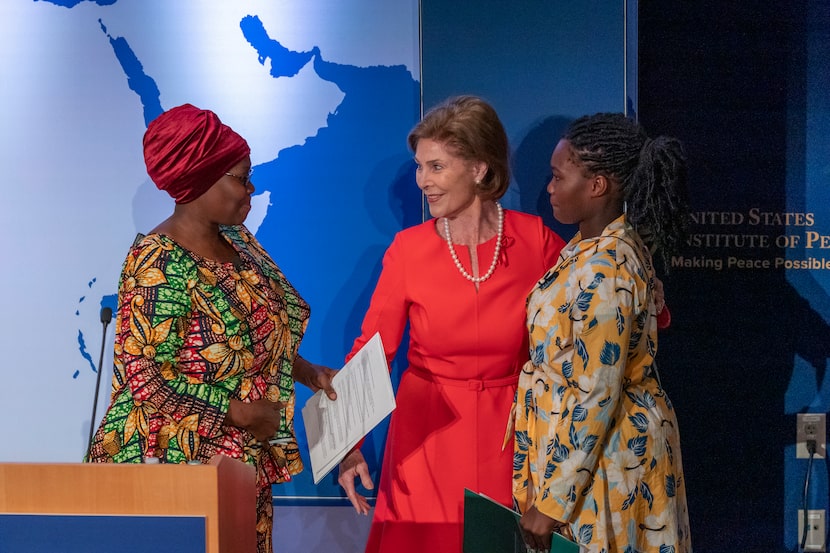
[224, 168, 254, 187]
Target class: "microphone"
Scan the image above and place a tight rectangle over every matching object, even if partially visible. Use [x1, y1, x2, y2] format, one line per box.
[86, 306, 113, 457]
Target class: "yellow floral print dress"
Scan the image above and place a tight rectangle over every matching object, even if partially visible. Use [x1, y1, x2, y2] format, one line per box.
[513, 216, 691, 553]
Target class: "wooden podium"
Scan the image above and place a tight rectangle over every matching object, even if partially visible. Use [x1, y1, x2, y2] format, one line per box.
[0, 455, 255, 553]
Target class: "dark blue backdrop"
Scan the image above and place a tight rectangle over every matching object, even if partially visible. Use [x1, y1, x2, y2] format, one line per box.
[640, 2, 830, 551]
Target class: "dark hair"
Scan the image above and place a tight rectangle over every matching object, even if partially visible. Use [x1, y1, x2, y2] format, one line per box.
[407, 95, 510, 201]
[563, 112, 689, 269]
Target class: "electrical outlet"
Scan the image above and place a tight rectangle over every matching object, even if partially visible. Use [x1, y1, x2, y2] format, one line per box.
[797, 413, 827, 459]
[798, 509, 827, 552]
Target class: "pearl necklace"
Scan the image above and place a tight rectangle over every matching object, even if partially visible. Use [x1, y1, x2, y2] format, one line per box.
[442, 202, 504, 283]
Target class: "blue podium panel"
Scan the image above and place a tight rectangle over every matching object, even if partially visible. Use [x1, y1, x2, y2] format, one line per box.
[0, 514, 205, 553]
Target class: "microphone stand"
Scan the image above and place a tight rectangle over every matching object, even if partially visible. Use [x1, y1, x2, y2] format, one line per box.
[86, 306, 113, 458]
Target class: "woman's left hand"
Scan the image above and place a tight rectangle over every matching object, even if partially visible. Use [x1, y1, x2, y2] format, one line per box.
[519, 505, 566, 552]
[292, 356, 338, 400]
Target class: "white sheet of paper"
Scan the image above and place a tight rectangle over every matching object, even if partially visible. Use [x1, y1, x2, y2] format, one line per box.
[301, 332, 396, 484]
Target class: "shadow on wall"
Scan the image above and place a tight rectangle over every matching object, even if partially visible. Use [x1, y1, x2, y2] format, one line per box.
[659, 267, 830, 552]
[512, 115, 577, 240]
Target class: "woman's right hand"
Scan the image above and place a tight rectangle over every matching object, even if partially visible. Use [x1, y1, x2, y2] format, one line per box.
[519, 505, 567, 552]
[337, 448, 374, 515]
[226, 398, 284, 442]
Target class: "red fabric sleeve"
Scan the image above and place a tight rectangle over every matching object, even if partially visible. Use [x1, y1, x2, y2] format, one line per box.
[345, 232, 412, 452]
[346, 232, 411, 366]
[657, 304, 672, 329]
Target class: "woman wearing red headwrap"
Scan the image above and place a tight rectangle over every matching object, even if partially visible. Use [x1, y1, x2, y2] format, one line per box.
[86, 104, 337, 553]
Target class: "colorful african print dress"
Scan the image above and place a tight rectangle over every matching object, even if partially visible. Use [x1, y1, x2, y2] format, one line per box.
[513, 215, 691, 553]
[87, 224, 308, 553]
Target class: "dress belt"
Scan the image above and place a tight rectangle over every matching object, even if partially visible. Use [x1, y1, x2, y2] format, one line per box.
[408, 365, 519, 391]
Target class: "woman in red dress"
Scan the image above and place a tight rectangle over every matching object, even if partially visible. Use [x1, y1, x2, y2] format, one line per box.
[336, 96, 566, 553]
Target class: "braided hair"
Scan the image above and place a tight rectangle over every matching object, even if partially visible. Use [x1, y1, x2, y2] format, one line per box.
[563, 113, 689, 270]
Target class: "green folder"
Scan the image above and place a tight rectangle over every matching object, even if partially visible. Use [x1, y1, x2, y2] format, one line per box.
[463, 489, 580, 553]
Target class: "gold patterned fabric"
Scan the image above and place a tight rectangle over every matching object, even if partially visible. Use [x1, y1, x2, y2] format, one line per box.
[513, 215, 691, 552]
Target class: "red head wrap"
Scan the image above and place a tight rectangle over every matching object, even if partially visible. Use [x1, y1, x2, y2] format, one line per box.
[143, 104, 250, 204]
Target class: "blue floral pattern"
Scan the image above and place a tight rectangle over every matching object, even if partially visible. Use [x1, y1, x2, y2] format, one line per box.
[513, 216, 691, 552]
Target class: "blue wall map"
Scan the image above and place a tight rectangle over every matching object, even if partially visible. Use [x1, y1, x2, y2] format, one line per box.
[0, 0, 420, 504]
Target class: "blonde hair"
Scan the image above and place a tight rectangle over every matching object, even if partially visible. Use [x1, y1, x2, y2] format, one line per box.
[407, 95, 510, 200]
